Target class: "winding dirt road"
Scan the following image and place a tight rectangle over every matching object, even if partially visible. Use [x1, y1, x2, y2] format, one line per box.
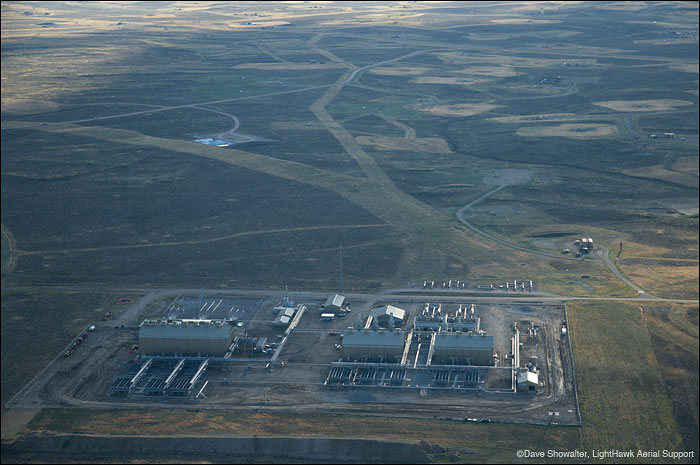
[455, 183, 650, 296]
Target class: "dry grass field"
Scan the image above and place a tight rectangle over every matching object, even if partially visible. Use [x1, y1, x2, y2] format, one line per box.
[516, 123, 618, 140]
[1, 0, 698, 461]
[568, 301, 698, 461]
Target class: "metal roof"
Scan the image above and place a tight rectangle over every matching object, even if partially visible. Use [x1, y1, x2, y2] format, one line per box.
[371, 305, 405, 320]
[517, 371, 539, 385]
[139, 320, 234, 340]
[273, 315, 291, 325]
[325, 294, 346, 308]
[433, 333, 493, 350]
[278, 307, 295, 318]
[342, 330, 405, 347]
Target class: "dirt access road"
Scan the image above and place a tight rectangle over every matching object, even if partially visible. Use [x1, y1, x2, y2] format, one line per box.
[455, 169, 651, 296]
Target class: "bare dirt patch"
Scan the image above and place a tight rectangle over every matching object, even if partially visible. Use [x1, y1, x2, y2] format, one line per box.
[598, 2, 652, 11]
[453, 66, 522, 77]
[357, 12, 426, 21]
[228, 21, 291, 29]
[1, 409, 40, 441]
[411, 76, 488, 86]
[412, 103, 501, 117]
[670, 63, 699, 74]
[466, 31, 581, 41]
[593, 99, 695, 112]
[489, 18, 560, 24]
[634, 38, 696, 46]
[655, 197, 699, 216]
[355, 136, 451, 153]
[435, 52, 564, 68]
[369, 66, 432, 76]
[272, 121, 325, 130]
[619, 261, 699, 296]
[1, 99, 61, 115]
[233, 62, 346, 70]
[672, 156, 699, 174]
[488, 113, 578, 123]
[483, 168, 534, 186]
[624, 165, 699, 188]
[516, 123, 617, 139]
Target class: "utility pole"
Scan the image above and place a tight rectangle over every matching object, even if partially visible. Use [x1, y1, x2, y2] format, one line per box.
[338, 245, 343, 294]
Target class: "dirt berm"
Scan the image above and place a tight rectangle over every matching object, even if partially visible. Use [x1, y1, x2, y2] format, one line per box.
[2, 433, 434, 463]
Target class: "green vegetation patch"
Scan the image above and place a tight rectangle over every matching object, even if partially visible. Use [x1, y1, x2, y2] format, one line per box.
[27, 409, 581, 463]
[568, 301, 687, 461]
[640, 303, 699, 456]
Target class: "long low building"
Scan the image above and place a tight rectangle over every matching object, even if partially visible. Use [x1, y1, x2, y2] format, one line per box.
[139, 319, 239, 357]
[432, 333, 494, 365]
[342, 330, 406, 359]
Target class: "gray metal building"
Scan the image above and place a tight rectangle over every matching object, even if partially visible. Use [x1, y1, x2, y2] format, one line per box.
[432, 333, 494, 365]
[341, 330, 406, 359]
[517, 371, 539, 392]
[324, 294, 346, 313]
[370, 305, 405, 328]
[139, 319, 239, 357]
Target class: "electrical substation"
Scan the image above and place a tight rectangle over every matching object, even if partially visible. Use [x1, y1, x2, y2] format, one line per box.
[10, 289, 579, 426]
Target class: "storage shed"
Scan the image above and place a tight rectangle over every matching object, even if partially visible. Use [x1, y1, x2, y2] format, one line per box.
[324, 294, 346, 313]
[370, 305, 405, 328]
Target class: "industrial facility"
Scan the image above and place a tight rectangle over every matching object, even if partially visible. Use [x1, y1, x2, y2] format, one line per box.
[346, 303, 495, 368]
[110, 358, 209, 399]
[17, 286, 576, 428]
[324, 303, 508, 391]
[576, 237, 594, 254]
[413, 303, 479, 332]
[100, 289, 560, 411]
[110, 295, 265, 400]
[137, 295, 262, 357]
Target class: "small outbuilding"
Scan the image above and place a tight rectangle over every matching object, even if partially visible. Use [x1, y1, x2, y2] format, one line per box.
[370, 305, 405, 328]
[517, 371, 539, 392]
[324, 294, 346, 313]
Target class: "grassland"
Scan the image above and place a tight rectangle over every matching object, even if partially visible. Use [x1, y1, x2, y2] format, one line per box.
[1, 1, 698, 461]
[641, 303, 699, 454]
[24, 409, 582, 463]
[568, 301, 698, 461]
[0, 291, 132, 407]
